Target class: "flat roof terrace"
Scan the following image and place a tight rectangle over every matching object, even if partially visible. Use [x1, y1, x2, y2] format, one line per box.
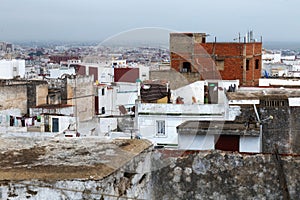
[0, 137, 152, 180]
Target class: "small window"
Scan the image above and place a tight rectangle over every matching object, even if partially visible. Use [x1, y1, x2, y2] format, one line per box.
[215, 59, 224, 71]
[255, 59, 260, 69]
[102, 88, 105, 96]
[182, 62, 191, 73]
[156, 120, 166, 137]
[101, 107, 105, 114]
[246, 59, 250, 71]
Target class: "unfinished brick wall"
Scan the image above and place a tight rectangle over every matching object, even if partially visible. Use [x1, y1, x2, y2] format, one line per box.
[170, 33, 262, 86]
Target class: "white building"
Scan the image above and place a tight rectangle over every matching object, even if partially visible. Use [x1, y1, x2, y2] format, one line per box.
[137, 80, 240, 146]
[96, 82, 138, 116]
[172, 80, 239, 105]
[0, 59, 25, 79]
[48, 67, 76, 79]
[262, 52, 281, 64]
[177, 89, 266, 153]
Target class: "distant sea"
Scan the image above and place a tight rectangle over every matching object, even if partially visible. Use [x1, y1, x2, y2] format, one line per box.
[263, 41, 300, 51]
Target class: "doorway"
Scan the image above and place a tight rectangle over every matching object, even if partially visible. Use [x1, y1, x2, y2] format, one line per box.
[215, 135, 239, 152]
[52, 118, 59, 132]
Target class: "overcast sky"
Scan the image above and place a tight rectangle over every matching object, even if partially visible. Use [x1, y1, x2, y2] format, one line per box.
[0, 0, 299, 43]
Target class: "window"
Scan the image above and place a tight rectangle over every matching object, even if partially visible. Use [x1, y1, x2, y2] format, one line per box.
[181, 62, 191, 73]
[263, 100, 286, 107]
[215, 59, 224, 71]
[156, 120, 166, 136]
[255, 59, 260, 69]
[246, 59, 250, 71]
[102, 88, 105, 96]
[101, 107, 105, 114]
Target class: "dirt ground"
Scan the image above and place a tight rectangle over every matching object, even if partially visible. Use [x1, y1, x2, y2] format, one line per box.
[0, 137, 152, 180]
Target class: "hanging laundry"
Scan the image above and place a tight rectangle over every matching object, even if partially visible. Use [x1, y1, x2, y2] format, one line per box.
[25, 118, 33, 126]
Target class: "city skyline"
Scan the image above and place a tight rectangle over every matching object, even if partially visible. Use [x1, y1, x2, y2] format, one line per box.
[0, 0, 299, 43]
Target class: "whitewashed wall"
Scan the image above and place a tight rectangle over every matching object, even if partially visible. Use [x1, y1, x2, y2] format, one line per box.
[259, 78, 300, 86]
[173, 81, 205, 104]
[99, 118, 118, 134]
[239, 136, 261, 153]
[49, 116, 76, 133]
[178, 134, 215, 150]
[0, 59, 25, 79]
[48, 68, 75, 78]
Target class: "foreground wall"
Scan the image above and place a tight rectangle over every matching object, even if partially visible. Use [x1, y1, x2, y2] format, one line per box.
[0, 148, 153, 200]
[151, 150, 300, 199]
[1, 150, 299, 199]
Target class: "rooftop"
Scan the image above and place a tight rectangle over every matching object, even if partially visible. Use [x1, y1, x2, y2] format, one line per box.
[177, 120, 259, 136]
[226, 88, 300, 100]
[0, 137, 152, 180]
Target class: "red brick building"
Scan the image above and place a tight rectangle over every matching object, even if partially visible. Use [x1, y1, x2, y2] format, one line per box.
[170, 33, 262, 86]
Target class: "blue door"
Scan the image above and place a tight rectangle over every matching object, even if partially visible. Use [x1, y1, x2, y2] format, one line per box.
[52, 118, 59, 132]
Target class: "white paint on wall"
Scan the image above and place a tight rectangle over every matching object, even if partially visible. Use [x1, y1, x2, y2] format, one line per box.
[173, 81, 205, 104]
[259, 78, 300, 86]
[49, 116, 76, 133]
[48, 68, 75, 78]
[0, 59, 25, 79]
[99, 118, 118, 134]
[178, 134, 215, 150]
[288, 98, 300, 106]
[239, 136, 260, 153]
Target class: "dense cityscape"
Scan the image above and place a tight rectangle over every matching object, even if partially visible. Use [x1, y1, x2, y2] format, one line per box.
[1, 0, 300, 199]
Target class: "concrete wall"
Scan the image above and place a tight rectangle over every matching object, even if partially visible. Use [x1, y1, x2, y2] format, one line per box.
[99, 118, 118, 134]
[67, 76, 94, 122]
[138, 115, 202, 145]
[178, 134, 215, 150]
[137, 103, 244, 145]
[116, 82, 138, 109]
[240, 136, 261, 153]
[173, 81, 205, 104]
[259, 78, 300, 86]
[139, 66, 149, 81]
[138, 103, 226, 115]
[36, 84, 48, 106]
[1, 150, 300, 199]
[172, 80, 239, 105]
[29, 106, 74, 118]
[0, 85, 27, 115]
[98, 67, 114, 83]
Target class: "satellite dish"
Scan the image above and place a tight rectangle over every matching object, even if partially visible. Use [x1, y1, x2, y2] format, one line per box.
[119, 105, 127, 115]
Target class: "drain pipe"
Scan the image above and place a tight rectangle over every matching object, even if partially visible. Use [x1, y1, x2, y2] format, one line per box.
[253, 104, 262, 152]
